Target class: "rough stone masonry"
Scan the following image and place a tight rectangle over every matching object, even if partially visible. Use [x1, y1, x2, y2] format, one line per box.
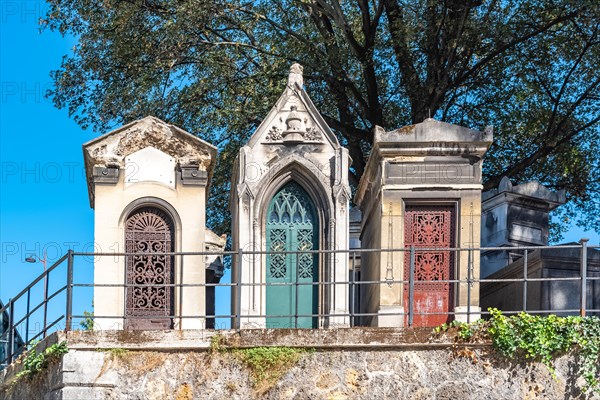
[1, 329, 596, 400]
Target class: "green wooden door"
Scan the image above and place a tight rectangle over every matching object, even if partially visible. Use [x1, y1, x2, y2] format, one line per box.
[266, 182, 318, 328]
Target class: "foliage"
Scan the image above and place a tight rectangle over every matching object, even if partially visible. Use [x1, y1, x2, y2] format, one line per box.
[42, 0, 600, 237]
[106, 347, 129, 357]
[209, 333, 226, 354]
[79, 310, 94, 331]
[15, 341, 68, 379]
[232, 346, 311, 392]
[437, 310, 600, 394]
[488, 309, 575, 372]
[207, 334, 319, 391]
[435, 319, 485, 341]
[488, 309, 600, 393]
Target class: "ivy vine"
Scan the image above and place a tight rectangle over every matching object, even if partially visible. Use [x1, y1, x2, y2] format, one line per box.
[437, 309, 600, 394]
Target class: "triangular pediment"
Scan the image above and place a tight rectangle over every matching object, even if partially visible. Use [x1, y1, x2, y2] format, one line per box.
[245, 65, 340, 150]
[83, 116, 216, 170]
[83, 116, 217, 207]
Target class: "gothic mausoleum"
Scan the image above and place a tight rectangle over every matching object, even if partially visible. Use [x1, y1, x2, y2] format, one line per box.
[230, 64, 352, 328]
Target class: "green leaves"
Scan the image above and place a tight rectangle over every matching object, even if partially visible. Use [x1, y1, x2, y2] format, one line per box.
[487, 309, 600, 393]
[15, 341, 68, 379]
[232, 346, 312, 392]
[438, 310, 600, 393]
[42, 0, 600, 237]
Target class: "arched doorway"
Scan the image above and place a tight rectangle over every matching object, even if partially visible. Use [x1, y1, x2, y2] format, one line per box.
[124, 206, 175, 330]
[266, 182, 318, 328]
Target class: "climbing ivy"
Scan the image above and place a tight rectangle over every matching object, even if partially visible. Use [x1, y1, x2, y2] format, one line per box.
[437, 309, 600, 394]
[488, 309, 600, 393]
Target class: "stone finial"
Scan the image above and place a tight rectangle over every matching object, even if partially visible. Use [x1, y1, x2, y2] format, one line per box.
[498, 176, 513, 193]
[285, 105, 302, 132]
[288, 63, 304, 87]
[282, 105, 305, 143]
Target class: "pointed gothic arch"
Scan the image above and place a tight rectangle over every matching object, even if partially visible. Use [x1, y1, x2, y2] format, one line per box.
[265, 181, 319, 328]
[230, 64, 351, 328]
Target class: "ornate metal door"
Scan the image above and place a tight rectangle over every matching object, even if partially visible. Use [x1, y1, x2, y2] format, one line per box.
[266, 182, 318, 328]
[404, 205, 455, 327]
[124, 207, 174, 330]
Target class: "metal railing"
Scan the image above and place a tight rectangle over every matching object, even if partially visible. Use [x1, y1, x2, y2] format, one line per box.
[0, 241, 598, 367]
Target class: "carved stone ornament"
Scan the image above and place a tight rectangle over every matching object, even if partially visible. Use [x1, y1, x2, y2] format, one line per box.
[264, 108, 324, 144]
[305, 126, 323, 141]
[265, 126, 283, 141]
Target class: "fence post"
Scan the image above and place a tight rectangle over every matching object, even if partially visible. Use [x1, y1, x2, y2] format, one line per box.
[580, 238, 589, 317]
[65, 250, 74, 331]
[408, 246, 415, 327]
[7, 298, 14, 363]
[350, 251, 356, 327]
[25, 289, 31, 344]
[467, 248, 472, 324]
[43, 271, 49, 338]
[523, 249, 528, 312]
[236, 248, 243, 330]
[295, 252, 299, 329]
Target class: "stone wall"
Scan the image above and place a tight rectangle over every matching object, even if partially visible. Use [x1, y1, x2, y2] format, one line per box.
[1, 329, 596, 400]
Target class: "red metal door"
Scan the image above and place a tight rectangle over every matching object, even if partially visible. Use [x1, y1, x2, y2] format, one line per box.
[404, 205, 455, 327]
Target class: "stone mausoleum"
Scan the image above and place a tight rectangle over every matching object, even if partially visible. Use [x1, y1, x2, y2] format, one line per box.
[79, 64, 583, 331]
[355, 121, 493, 327]
[230, 64, 352, 329]
[83, 116, 222, 330]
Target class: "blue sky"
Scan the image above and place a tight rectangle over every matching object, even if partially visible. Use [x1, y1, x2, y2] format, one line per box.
[0, 1, 597, 334]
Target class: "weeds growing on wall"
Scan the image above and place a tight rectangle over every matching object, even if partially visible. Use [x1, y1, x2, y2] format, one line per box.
[207, 333, 313, 393]
[209, 333, 226, 354]
[15, 341, 68, 379]
[436, 309, 600, 394]
[233, 347, 312, 393]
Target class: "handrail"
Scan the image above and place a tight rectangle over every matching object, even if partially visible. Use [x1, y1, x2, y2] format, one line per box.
[0, 253, 68, 316]
[0, 241, 597, 370]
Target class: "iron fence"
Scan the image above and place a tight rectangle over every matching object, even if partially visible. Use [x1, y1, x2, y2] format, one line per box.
[0, 241, 598, 367]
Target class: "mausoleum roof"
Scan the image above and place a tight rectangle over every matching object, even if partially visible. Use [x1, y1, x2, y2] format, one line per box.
[83, 116, 217, 206]
[243, 63, 341, 149]
[482, 176, 566, 208]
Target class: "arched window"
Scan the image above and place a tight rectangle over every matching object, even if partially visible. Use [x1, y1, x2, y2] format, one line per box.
[124, 206, 174, 329]
[266, 182, 318, 328]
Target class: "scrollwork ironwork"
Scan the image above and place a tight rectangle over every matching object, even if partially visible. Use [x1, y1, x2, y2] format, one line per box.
[125, 207, 174, 329]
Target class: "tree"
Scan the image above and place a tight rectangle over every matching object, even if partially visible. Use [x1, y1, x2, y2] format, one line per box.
[43, 0, 600, 237]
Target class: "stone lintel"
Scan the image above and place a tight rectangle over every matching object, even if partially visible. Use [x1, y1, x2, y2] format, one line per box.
[383, 184, 484, 190]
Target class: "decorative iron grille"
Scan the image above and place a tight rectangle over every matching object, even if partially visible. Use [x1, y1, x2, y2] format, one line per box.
[404, 206, 455, 291]
[125, 207, 174, 329]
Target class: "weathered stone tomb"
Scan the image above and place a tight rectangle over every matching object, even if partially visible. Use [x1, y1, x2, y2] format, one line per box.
[355, 119, 493, 327]
[83, 116, 218, 330]
[230, 64, 352, 328]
